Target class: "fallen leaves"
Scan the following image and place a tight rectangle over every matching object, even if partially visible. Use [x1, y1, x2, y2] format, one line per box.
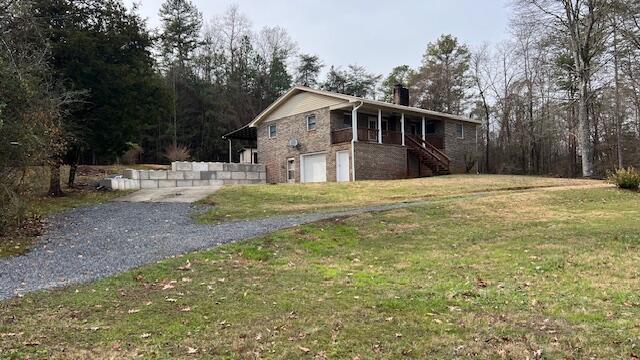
[475, 275, 487, 288]
[177, 260, 192, 271]
[161, 280, 177, 290]
[0, 332, 23, 337]
[298, 345, 310, 353]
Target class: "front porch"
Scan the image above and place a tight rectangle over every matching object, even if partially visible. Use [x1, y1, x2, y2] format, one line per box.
[329, 104, 452, 179]
[329, 106, 445, 149]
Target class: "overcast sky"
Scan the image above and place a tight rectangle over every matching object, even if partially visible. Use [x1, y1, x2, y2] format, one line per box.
[128, 0, 512, 76]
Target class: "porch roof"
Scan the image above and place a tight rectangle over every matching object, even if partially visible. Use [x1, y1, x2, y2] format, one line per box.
[247, 86, 482, 128]
[222, 125, 257, 141]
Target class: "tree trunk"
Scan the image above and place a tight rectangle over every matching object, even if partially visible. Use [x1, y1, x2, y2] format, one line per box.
[578, 75, 594, 178]
[613, 23, 623, 169]
[68, 163, 77, 188]
[48, 163, 64, 197]
[67, 146, 80, 188]
[485, 103, 490, 173]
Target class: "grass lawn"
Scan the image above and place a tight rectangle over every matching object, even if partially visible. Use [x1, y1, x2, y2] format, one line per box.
[197, 174, 601, 223]
[2, 181, 638, 359]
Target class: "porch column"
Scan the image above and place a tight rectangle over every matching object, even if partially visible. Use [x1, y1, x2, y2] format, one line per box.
[352, 107, 358, 142]
[377, 109, 382, 144]
[421, 116, 426, 148]
[401, 113, 405, 146]
[228, 138, 232, 163]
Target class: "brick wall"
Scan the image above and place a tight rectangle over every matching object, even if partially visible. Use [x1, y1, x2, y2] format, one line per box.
[257, 107, 331, 183]
[256, 105, 479, 182]
[443, 120, 479, 173]
[354, 142, 407, 180]
[327, 143, 351, 181]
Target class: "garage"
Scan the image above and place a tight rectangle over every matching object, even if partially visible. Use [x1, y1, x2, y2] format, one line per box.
[301, 153, 327, 183]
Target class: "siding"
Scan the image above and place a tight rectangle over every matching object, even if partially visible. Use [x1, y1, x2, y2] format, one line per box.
[264, 92, 347, 122]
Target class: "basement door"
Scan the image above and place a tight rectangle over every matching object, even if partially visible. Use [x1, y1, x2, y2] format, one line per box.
[336, 150, 350, 182]
[301, 153, 327, 183]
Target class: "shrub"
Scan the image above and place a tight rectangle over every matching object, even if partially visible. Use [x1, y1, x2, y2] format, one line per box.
[121, 143, 144, 165]
[608, 167, 640, 190]
[0, 187, 22, 235]
[163, 144, 191, 162]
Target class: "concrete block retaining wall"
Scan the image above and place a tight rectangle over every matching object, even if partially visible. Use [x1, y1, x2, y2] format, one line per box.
[101, 162, 266, 190]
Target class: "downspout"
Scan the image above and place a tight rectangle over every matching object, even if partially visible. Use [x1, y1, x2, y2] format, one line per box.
[350, 101, 364, 181]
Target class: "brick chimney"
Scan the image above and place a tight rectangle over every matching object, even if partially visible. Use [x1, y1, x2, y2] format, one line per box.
[393, 84, 409, 106]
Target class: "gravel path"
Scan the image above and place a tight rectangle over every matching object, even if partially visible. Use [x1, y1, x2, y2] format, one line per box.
[0, 201, 415, 301]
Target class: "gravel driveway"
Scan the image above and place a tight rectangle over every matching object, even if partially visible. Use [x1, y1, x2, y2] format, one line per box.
[0, 201, 414, 301]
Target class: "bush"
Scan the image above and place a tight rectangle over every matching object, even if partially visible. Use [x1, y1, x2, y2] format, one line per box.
[608, 167, 640, 190]
[0, 184, 25, 235]
[162, 144, 191, 162]
[121, 143, 144, 165]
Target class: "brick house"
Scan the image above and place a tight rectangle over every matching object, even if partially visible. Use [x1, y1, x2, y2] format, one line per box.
[224, 85, 481, 183]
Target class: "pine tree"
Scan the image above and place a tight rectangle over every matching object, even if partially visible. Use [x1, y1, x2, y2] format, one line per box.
[159, 0, 203, 69]
[295, 54, 323, 87]
[410, 34, 470, 114]
[159, 0, 202, 147]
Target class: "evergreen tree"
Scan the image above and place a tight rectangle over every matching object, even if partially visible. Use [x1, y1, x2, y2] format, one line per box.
[321, 66, 348, 94]
[381, 65, 415, 101]
[33, 0, 170, 167]
[410, 34, 470, 114]
[159, 0, 203, 69]
[267, 56, 293, 101]
[322, 65, 380, 98]
[344, 64, 381, 98]
[159, 0, 202, 148]
[295, 54, 323, 87]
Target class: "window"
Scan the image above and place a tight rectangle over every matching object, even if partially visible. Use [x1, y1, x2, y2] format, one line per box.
[456, 123, 464, 139]
[426, 121, 436, 134]
[252, 152, 258, 164]
[343, 112, 352, 128]
[381, 119, 389, 131]
[306, 114, 317, 131]
[368, 116, 377, 129]
[287, 158, 295, 183]
[268, 124, 277, 138]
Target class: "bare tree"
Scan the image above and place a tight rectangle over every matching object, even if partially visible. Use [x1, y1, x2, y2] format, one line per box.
[208, 5, 251, 74]
[255, 26, 298, 64]
[517, 0, 610, 177]
[471, 45, 495, 172]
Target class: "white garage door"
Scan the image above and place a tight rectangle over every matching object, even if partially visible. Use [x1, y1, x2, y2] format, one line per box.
[301, 153, 327, 183]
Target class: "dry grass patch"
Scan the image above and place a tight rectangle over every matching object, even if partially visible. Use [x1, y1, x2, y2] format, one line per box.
[197, 174, 603, 223]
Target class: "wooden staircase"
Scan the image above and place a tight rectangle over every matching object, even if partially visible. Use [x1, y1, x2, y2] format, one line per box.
[405, 135, 451, 176]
